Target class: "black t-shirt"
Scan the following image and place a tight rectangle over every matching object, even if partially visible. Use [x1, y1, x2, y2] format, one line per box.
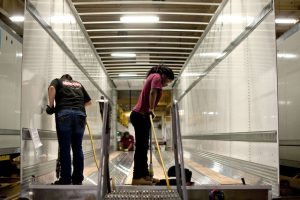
[50, 78, 91, 113]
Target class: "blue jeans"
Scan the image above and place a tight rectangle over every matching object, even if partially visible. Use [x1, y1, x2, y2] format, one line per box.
[55, 109, 86, 184]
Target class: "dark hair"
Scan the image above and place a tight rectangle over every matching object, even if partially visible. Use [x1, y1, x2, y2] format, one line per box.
[147, 65, 174, 80]
[60, 74, 73, 81]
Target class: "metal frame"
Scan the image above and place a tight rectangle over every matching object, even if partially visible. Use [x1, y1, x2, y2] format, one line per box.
[172, 0, 229, 87]
[84, 21, 209, 25]
[171, 100, 188, 200]
[0, 147, 20, 155]
[0, 18, 23, 43]
[93, 41, 196, 45]
[102, 60, 186, 63]
[101, 55, 188, 59]
[182, 130, 277, 143]
[105, 63, 183, 67]
[65, 0, 116, 89]
[22, 128, 101, 140]
[79, 12, 214, 17]
[96, 47, 194, 51]
[97, 100, 111, 200]
[73, 1, 221, 6]
[174, 1, 274, 102]
[87, 28, 204, 33]
[98, 51, 190, 55]
[26, 0, 114, 104]
[0, 128, 20, 135]
[90, 35, 199, 39]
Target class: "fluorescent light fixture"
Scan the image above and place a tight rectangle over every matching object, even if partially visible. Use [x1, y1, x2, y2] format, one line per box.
[111, 52, 136, 57]
[120, 15, 159, 23]
[275, 18, 298, 24]
[277, 53, 297, 59]
[118, 73, 138, 77]
[10, 16, 24, 22]
[182, 72, 206, 77]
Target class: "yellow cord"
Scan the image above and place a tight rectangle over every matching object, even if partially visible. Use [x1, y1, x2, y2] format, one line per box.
[149, 116, 171, 191]
[86, 121, 99, 170]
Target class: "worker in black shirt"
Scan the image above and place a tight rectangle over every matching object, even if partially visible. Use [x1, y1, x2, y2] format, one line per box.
[46, 74, 91, 185]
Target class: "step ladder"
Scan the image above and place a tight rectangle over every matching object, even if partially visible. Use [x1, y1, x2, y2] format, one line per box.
[100, 100, 187, 200]
[104, 189, 181, 200]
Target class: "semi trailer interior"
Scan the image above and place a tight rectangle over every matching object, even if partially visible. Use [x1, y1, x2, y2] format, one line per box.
[0, 0, 300, 199]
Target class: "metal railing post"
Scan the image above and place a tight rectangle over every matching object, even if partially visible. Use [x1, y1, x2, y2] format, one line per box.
[171, 103, 182, 196]
[97, 100, 111, 200]
[172, 100, 188, 200]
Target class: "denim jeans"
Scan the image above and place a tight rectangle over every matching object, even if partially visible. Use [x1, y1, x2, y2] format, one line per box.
[130, 111, 150, 179]
[55, 109, 86, 184]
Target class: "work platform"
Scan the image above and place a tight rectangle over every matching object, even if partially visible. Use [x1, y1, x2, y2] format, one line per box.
[29, 184, 271, 200]
[28, 151, 272, 200]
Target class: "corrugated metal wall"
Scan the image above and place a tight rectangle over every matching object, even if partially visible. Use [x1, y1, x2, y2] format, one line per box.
[174, 0, 279, 197]
[21, 0, 114, 193]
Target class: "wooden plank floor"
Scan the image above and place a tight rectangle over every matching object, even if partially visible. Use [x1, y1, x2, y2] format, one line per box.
[87, 151, 242, 186]
[185, 159, 242, 185]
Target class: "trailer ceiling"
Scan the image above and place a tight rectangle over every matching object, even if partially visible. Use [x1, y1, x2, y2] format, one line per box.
[1, 0, 299, 88]
[70, 0, 222, 88]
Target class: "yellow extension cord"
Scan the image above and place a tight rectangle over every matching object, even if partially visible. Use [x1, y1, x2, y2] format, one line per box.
[86, 121, 116, 190]
[149, 116, 171, 191]
[87, 119, 169, 191]
[86, 122, 99, 170]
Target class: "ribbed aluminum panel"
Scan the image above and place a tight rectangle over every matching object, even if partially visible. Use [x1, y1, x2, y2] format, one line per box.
[109, 152, 134, 185]
[174, 0, 279, 197]
[277, 23, 300, 168]
[21, 1, 113, 198]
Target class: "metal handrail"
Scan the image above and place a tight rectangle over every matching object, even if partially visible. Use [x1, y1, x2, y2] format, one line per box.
[171, 100, 188, 200]
[97, 100, 111, 200]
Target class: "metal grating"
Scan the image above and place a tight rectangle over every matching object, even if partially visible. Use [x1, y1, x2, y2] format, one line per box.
[104, 189, 181, 200]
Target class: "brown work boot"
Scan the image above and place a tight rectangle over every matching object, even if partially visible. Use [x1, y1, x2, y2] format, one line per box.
[144, 176, 160, 184]
[132, 178, 152, 185]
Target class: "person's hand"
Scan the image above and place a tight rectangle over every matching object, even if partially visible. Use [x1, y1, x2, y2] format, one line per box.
[149, 110, 156, 119]
[124, 148, 129, 152]
[46, 105, 55, 115]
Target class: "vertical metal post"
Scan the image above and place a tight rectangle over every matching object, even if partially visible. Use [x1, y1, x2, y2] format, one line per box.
[97, 100, 109, 200]
[171, 100, 188, 200]
[171, 103, 182, 196]
[174, 100, 188, 200]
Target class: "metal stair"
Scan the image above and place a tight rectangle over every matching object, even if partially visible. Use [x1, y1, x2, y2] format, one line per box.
[104, 189, 181, 200]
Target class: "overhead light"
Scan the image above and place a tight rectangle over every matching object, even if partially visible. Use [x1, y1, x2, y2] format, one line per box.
[10, 16, 24, 22]
[120, 15, 159, 23]
[111, 52, 136, 57]
[181, 72, 206, 77]
[277, 53, 297, 59]
[275, 18, 298, 24]
[118, 73, 138, 77]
